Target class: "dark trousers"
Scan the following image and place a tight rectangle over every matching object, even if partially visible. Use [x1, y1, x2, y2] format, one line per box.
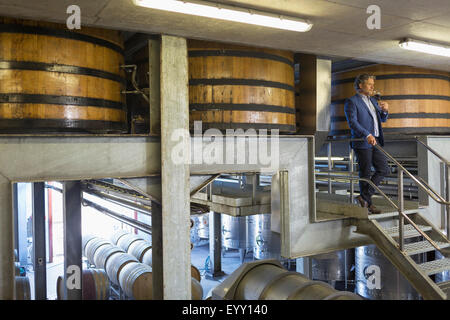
[354, 142, 390, 206]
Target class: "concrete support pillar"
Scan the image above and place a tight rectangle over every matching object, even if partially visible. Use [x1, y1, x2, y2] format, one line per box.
[0, 178, 14, 299]
[160, 35, 191, 299]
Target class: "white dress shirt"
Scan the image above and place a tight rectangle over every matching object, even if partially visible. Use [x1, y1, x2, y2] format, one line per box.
[358, 93, 379, 137]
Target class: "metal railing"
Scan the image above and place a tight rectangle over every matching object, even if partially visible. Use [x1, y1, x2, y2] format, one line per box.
[318, 137, 450, 253]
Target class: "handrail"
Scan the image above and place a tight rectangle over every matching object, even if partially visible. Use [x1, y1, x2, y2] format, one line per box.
[322, 136, 450, 253]
[373, 144, 449, 205]
[325, 138, 450, 205]
[414, 136, 450, 165]
[315, 172, 445, 253]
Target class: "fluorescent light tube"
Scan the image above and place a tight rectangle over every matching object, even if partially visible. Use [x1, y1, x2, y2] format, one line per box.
[399, 38, 450, 58]
[133, 0, 313, 32]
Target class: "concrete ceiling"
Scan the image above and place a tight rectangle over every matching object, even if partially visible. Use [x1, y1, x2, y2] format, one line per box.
[0, 0, 449, 71]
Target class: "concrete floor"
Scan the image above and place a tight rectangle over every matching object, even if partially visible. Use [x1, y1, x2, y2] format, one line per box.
[190, 242, 255, 299]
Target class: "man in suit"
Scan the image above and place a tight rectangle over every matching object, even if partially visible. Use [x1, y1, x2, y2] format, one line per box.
[344, 74, 390, 214]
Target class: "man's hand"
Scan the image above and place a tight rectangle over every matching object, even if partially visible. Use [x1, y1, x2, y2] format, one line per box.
[379, 101, 389, 112]
[367, 134, 377, 146]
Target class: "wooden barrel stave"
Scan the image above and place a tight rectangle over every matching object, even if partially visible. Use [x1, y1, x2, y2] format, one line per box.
[0, 17, 126, 133]
[330, 64, 450, 136]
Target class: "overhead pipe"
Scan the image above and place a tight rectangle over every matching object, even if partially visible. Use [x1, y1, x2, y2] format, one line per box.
[83, 188, 151, 217]
[82, 198, 152, 235]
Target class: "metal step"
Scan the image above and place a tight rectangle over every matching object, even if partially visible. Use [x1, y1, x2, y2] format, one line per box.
[384, 224, 432, 239]
[403, 241, 450, 255]
[438, 280, 450, 298]
[419, 258, 450, 276]
[368, 210, 417, 220]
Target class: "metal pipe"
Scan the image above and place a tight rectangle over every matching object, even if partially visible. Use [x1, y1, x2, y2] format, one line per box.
[232, 262, 361, 300]
[446, 164, 450, 238]
[374, 144, 449, 205]
[82, 198, 152, 235]
[327, 142, 332, 194]
[349, 146, 354, 204]
[398, 170, 404, 251]
[190, 174, 220, 197]
[84, 180, 154, 207]
[415, 137, 449, 165]
[83, 189, 151, 216]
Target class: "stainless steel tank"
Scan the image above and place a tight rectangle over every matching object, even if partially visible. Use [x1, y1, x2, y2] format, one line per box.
[311, 249, 355, 291]
[190, 212, 210, 247]
[355, 244, 422, 300]
[435, 250, 450, 283]
[252, 214, 281, 260]
[221, 215, 256, 250]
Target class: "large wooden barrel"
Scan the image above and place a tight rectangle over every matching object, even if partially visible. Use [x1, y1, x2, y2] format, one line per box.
[117, 233, 144, 252]
[330, 64, 450, 136]
[56, 269, 110, 300]
[110, 229, 129, 245]
[0, 17, 127, 133]
[127, 240, 152, 262]
[105, 252, 138, 285]
[119, 262, 153, 300]
[93, 243, 124, 270]
[188, 40, 296, 132]
[84, 237, 111, 266]
[15, 276, 31, 300]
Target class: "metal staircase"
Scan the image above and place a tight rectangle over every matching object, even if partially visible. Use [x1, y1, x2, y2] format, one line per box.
[352, 211, 450, 300]
[319, 137, 450, 300]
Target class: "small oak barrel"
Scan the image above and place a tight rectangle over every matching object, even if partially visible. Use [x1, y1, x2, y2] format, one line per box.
[84, 237, 112, 266]
[0, 17, 127, 133]
[110, 229, 129, 245]
[141, 248, 153, 266]
[127, 240, 152, 262]
[14, 262, 21, 276]
[105, 252, 138, 286]
[56, 268, 110, 300]
[119, 262, 153, 300]
[330, 64, 450, 136]
[93, 243, 125, 270]
[82, 234, 97, 256]
[191, 265, 201, 283]
[117, 233, 145, 252]
[191, 277, 203, 300]
[188, 40, 296, 132]
[15, 276, 31, 300]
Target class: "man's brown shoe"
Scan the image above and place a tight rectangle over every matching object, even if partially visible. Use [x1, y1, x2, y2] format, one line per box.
[368, 204, 381, 214]
[356, 196, 368, 208]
